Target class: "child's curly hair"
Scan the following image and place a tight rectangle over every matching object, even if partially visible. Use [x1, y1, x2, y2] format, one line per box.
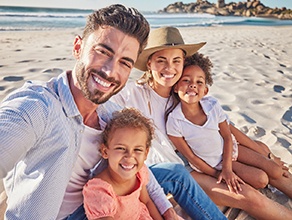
[184, 52, 213, 86]
[102, 108, 155, 148]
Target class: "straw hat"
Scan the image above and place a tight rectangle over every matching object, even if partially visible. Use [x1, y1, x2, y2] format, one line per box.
[134, 26, 206, 71]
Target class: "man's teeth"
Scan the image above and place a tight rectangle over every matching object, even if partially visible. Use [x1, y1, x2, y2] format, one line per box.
[93, 76, 111, 87]
[121, 164, 135, 169]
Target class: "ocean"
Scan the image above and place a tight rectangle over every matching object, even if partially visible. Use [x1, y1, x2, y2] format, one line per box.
[1, 5, 292, 31]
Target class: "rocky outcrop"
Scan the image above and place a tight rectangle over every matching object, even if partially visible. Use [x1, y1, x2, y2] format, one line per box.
[159, 0, 292, 20]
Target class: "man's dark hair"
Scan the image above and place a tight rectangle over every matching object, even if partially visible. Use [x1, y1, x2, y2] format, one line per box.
[83, 4, 150, 54]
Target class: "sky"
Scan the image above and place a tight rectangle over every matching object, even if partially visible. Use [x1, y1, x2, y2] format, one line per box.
[0, 0, 291, 12]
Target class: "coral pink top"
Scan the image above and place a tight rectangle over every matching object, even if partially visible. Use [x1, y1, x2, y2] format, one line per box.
[83, 164, 153, 219]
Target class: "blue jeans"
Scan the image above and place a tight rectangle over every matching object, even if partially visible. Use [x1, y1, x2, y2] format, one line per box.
[64, 204, 87, 220]
[149, 163, 226, 220]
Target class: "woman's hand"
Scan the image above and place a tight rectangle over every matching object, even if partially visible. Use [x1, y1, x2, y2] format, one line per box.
[217, 169, 245, 194]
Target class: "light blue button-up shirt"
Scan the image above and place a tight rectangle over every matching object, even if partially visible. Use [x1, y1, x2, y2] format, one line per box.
[0, 71, 170, 219]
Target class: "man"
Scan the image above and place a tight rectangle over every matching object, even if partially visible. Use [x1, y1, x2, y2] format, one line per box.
[0, 4, 225, 220]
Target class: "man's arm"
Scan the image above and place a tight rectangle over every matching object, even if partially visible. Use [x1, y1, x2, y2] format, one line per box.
[0, 92, 47, 178]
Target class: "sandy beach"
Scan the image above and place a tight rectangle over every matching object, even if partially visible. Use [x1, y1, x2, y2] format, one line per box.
[0, 25, 292, 219]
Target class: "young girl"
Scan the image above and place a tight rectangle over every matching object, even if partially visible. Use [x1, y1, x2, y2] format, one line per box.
[83, 108, 164, 220]
[166, 53, 292, 195]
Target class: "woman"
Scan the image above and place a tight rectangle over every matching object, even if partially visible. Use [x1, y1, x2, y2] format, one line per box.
[111, 26, 292, 219]
[111, 26, 226, 220]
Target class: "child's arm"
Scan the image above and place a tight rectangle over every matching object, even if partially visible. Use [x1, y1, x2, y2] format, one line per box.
[140, 185, 164, 220]
[219, 121, 245, 193]
[168, 135, 220, 178]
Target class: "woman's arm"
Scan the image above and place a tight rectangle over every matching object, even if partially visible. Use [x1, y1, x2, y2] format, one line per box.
[146, 167, 173, 215]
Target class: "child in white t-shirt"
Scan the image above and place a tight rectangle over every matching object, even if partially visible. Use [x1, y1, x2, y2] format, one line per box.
[166, 53, 292, 195]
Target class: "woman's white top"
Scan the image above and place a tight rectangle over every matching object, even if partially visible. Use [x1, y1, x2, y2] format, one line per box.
[111, 81, 184, 166]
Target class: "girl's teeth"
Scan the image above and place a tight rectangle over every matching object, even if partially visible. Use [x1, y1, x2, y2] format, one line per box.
[121, 164, 135, 169]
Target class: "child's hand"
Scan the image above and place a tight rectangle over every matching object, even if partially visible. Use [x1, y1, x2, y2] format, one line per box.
[217, 170, 245, 194]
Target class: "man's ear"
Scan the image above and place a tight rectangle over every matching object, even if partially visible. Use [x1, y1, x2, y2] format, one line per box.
[100, 144, 109, 159]
[73, 35, 82, 59]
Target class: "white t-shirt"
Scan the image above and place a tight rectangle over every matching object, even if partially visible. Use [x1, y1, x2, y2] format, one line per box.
[167, 96, 230, 169]
[57, 125, 103, 219]
[111, 81, 184, 166]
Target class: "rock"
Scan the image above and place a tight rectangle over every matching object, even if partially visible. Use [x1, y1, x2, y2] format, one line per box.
[161, 0, 292, 20]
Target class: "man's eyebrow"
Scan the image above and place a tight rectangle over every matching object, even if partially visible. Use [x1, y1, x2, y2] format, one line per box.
[99, 43, 135, 65]
[99, 43, 114, 54]
[123, 57, 135, 66]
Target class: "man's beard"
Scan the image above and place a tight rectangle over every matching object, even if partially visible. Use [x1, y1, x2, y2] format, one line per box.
[75, 61, 122, 104]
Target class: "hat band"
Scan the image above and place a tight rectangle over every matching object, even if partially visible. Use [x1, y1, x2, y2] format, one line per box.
[164, 43, 182, 46]
[161, 43, 187, 55]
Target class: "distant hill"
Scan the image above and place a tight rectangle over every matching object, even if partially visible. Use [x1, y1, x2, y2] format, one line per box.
[160, 0, 292, 20]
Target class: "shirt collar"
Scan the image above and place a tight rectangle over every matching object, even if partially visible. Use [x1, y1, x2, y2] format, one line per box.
[48, 71, 80, 118]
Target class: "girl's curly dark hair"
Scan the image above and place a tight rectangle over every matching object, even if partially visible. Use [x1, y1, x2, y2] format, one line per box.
[184, 52, 213, 86]
[102, 108, 155, 148]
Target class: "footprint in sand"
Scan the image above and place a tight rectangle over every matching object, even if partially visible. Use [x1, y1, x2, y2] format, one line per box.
[17, 59, 35, 63]
[239, 113, 257, 124]
[273, 85, 285, 93]
[222, 105, 240, 112]
[28, 68, 43, 73]
[241, 125, 266, 138]
[3, 76, 24, 82]
[271, 131, 291, 149]
[42, 68, 63, 74]
[50, 58, 67, 61]
[281, 106, 292, 133]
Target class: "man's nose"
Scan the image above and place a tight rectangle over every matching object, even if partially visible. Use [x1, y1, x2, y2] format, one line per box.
[101, 59, 118, 77]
